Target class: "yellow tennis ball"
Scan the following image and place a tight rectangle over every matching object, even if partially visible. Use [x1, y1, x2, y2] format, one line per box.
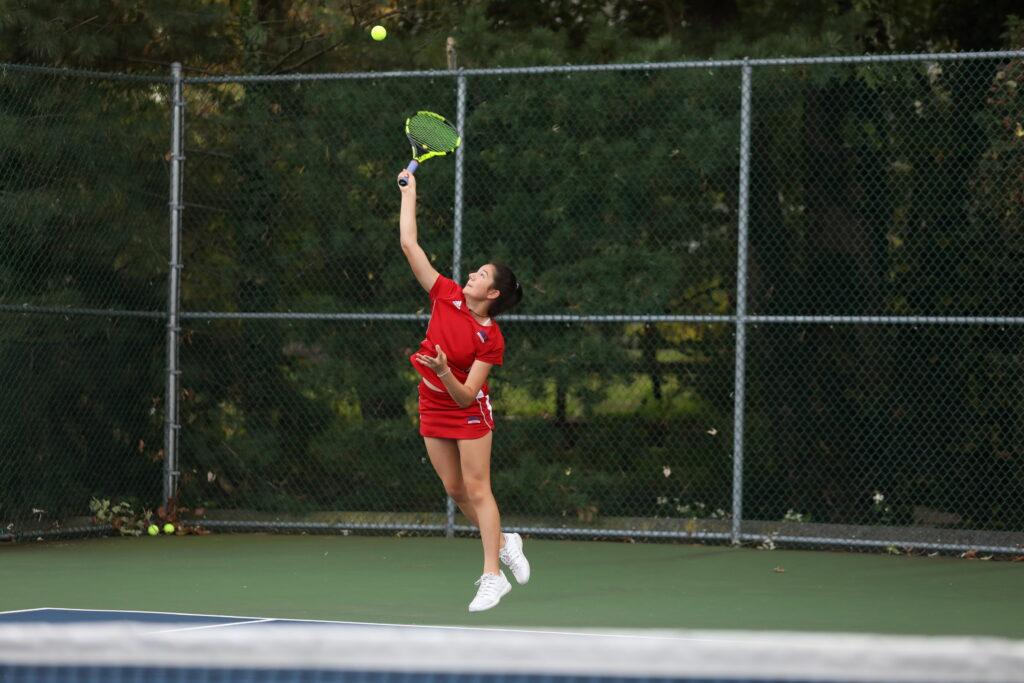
[370, 25, 386, 41]
[163, 523, 175, 534]
[147, 524, 159, 536]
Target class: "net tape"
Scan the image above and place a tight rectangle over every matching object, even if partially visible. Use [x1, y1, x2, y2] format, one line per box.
[0, 624, 1021, 683]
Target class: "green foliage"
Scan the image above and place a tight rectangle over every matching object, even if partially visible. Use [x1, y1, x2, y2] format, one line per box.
[1, 2, 1018, 77]
[89, 497, 148, 536]
[0, 0, 229, 70]
[0, 68, 166, 527]
[88, 496, 206, 535]
[2, 2, 1024, 534]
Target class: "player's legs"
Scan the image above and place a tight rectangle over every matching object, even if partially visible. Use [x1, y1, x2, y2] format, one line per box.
[423, 436, 479, 527]
[458, 431, 501, 576]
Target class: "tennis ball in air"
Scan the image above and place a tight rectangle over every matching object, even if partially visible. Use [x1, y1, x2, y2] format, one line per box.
[163, 523, 175, 534]
[370, 25, 386, 41]
[147, 524, 159, 536]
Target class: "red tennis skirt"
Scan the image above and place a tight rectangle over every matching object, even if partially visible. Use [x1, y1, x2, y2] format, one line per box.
[418, 380, 494, 440]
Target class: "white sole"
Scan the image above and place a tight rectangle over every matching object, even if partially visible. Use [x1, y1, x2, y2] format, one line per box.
[468, 580, 511, 612]
[504, 560, 530, 585]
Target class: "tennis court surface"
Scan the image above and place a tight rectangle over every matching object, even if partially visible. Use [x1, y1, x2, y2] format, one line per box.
[2, 533, 1023, 682]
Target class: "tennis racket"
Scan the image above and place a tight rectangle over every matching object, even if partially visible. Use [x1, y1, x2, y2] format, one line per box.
[398, 110, 461, 186]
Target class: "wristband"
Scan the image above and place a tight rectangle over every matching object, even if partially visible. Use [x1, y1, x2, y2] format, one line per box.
[436, 369, 451, 378]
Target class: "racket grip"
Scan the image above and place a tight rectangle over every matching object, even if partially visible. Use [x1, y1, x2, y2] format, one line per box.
[398, 160, 419, 186]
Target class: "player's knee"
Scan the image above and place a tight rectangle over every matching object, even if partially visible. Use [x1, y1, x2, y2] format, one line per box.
[464, 480, 492, 504]
[444, 481, 466, 501]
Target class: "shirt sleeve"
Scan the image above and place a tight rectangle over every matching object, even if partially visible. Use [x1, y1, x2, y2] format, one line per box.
[428, 274, 463, 302]
[477, 334, 505, 366]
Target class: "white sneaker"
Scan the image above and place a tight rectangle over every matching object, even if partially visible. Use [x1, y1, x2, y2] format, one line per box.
[499, 532, 531, 585]
[468, 571, 511, 612]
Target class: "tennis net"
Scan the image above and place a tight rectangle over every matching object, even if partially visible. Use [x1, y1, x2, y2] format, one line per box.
[1, 623, 1021, 683]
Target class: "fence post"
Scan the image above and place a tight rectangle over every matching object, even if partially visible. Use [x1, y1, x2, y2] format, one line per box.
[730, 60, 753, 546]
[163, 62, 185, 505]
[445, 38, 468, 538]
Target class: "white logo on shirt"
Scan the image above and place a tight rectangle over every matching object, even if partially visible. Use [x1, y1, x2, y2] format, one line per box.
[453, 301, 462, 310]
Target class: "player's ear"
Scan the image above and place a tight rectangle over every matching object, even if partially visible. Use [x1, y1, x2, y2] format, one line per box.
[487, 288, 501, 300]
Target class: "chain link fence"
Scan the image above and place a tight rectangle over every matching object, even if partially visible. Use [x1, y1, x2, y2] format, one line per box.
[2, 53, 1022, 553]
[0, 65, 169, 537]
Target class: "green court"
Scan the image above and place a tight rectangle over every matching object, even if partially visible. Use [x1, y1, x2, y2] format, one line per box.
[3, 534, 1021, 637]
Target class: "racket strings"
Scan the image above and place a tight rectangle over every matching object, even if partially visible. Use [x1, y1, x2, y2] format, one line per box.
[406, 115, 460, 153]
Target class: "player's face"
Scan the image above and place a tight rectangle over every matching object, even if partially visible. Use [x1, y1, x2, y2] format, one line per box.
[464, 264, 496, 301]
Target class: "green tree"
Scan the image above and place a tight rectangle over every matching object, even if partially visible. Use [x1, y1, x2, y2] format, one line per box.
[4, 0, 1024, 531]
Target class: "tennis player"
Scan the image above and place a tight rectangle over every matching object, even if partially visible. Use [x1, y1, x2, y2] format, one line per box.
[397, 169, 530, 612]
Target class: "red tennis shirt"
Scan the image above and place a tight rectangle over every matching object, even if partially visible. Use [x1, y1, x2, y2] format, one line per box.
[410, 275, 505, 394]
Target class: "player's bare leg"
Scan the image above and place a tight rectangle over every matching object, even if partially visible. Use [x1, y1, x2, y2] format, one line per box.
[424, 437, 477, 525]
[458, 432, 501, 574]
[423, 436, 505, 551]
[459, 432, 511, 611]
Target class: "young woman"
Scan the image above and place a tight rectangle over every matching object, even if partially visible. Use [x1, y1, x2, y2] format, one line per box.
[397, 168, 529, 612]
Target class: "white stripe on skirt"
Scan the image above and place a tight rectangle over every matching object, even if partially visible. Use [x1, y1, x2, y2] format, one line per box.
[475, 389, 494, 429]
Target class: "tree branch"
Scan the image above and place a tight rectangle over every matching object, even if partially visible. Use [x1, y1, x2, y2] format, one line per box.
[63, 15, 100, 33]
[278, 37, 349, 73]
[269, 32, 326, 74]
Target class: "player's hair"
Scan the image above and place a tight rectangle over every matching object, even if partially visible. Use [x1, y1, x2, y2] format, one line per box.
[489, 263, 522, 317]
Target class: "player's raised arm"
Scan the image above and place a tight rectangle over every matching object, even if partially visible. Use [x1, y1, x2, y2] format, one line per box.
[397, 169, 439, 293]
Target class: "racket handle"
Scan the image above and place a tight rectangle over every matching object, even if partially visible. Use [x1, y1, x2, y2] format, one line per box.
[398, 160, 419, 186]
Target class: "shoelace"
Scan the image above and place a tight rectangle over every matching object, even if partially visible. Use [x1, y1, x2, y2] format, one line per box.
[474, 574, 503, 598]
[500, 545, 524, 570]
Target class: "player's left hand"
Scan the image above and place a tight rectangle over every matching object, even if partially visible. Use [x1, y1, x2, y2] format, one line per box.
[415, 344, 449, 375]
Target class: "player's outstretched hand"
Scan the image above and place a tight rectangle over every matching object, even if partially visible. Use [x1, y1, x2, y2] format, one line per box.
[397, 169, 416, 192]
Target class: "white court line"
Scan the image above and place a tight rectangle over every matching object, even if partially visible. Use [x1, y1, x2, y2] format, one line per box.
[12, 607, 753, 644]
[0, 608, 51, 615]
[153, 619, 274, 634]
[22, 607, 246, 620]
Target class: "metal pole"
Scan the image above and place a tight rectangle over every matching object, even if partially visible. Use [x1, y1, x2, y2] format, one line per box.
[452, 95, 466, 275]
[730, 61, 753, 546]
[451, 52, 466, 279]
[444, 38, 467, 538]
[163, 62, 185, 505]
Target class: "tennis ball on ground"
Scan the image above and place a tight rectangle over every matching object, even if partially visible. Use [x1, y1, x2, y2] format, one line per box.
[370, 25, 386, 41]
[147, 524, 159, 536]
[163, 523, 175, 534]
